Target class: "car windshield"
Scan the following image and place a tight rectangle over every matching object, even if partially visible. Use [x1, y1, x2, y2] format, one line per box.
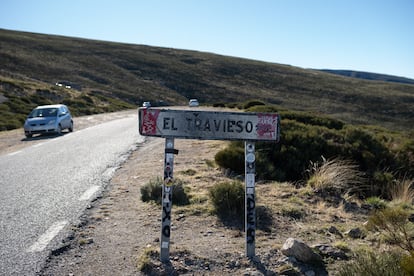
[28, 108, 58, 118]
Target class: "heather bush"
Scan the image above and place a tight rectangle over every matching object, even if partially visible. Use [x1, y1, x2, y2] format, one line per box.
[366, 204, 414, 253]
[214, 105, 414, 198]
[243, 99, 265, 109]
[337, 249, 408, 276]
[209, 181, 244, 221]
[140, 177, 190, 206]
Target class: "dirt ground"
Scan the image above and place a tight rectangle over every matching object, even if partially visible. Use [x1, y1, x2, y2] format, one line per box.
[1, 110, 371, 275]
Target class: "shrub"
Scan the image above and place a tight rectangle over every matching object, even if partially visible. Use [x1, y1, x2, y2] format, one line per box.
[212, 102, 226, 107]
[367, 204, 414, 253]
[214, 105, 414, 198]
[140, 177, 190, 206]
[209, 181, 244, 221]
[214, 142, 245, 174]
[401, 253, 414, 275]
[364, 197, 387, 210]
[173, 181, 191, 206]
[280, 206, 305, 220]
[337, 249, 406, 276]
[372, 171, 396, 198]
[243, 100, 265, 109]
[140, 177, 162, 203]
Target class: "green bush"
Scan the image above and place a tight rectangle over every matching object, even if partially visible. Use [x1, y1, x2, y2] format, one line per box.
[366, 204, 414, 253]
[212, 102, 226, 107]
[209, 181, 244, 221]
[140, 177, 190, 206]
[280, 206, 306, 220]
[214, 105, 414, 198]
[401, 253, 414, 275]
[364, 197, 388, 210]
[214, 142, 245, 174]
[337, 250, 407, 276]
[243, 100, 265, 109]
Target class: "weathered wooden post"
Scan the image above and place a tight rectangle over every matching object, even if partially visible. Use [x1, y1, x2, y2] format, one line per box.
[245, 141, 256, 258]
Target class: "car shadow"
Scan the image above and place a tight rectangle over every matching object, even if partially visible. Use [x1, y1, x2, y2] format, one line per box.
[21, 132, 70, 142]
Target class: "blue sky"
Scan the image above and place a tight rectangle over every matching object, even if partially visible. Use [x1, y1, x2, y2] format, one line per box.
[2, 0, 414, 79]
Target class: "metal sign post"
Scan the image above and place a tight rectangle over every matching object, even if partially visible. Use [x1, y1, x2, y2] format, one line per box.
[245, 141, 256, 258]
[160, 137, 175, 262]
[138, 108, 280, 262]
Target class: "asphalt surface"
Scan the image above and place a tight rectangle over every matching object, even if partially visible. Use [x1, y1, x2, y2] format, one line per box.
[0, 112, 143, 275]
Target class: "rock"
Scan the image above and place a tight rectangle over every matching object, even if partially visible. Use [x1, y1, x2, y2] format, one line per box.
[360, 203, 373, 211]
[281, 238, 322, 264]
[328, 226, 343, 238]
[345, 227, 365, 239]
[343, 201, 369, 214]
[313, 244, 348, 260]
[343, 201, 360, 212]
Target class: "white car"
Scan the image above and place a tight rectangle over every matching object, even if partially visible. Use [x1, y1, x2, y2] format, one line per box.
[142, 101, 151, 108]
[24, 104, 73, 138]
[189, 99, 199, 107]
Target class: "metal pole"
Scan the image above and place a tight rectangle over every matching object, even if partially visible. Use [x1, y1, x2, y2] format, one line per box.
[245, 141, 256, 258]
[160, 137, 175, 262]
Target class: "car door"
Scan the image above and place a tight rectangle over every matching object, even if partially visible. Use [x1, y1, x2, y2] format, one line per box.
[59, 106, 69, 128]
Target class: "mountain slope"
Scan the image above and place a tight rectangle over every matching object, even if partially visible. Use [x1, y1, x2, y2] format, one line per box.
[1, 28, 413, 131]
[318, 69, 414, 85]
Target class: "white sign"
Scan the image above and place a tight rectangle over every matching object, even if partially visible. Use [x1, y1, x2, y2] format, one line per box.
[139, 108, 280, 141]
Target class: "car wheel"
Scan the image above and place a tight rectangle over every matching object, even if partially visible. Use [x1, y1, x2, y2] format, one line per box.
[57, 124, 62, 135]
[69, 121, 73, 132]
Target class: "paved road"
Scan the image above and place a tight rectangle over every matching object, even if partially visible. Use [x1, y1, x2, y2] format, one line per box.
[0, 112, 143, 275]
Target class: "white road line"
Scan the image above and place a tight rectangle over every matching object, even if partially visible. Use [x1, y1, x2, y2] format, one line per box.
[7, 150, 22, 156]
[79, 185, 100, 201]
[27, 220, 68, 253]
[32, 143, 44, 148]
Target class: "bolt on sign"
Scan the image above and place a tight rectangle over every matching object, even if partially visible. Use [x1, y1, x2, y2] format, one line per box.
[138, 108, 280, 262]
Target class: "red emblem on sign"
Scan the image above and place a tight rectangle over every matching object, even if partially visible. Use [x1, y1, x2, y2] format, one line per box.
[256, 114, 278, 139]
[141, 109, 160, 135]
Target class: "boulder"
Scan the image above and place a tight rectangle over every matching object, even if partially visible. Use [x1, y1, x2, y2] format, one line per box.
[281, 238, 322, 264]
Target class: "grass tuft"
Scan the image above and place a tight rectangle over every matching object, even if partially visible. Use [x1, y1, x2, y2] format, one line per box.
[306, 157, 365, 195]
[137, 247, 158, 273]
[389, 178, 414, 205]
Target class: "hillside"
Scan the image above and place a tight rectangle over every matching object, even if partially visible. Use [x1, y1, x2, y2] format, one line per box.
[1, 28, 414, 131]
[318, 69, 414, 85]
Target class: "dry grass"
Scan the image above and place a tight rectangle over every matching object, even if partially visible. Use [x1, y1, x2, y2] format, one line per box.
[389, 178, 414, 205]
[306, 157, 365, 194]
[137, 246, 159, 272]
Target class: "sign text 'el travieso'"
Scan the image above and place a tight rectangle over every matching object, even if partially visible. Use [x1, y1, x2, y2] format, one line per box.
[138, 108, 280, 141]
